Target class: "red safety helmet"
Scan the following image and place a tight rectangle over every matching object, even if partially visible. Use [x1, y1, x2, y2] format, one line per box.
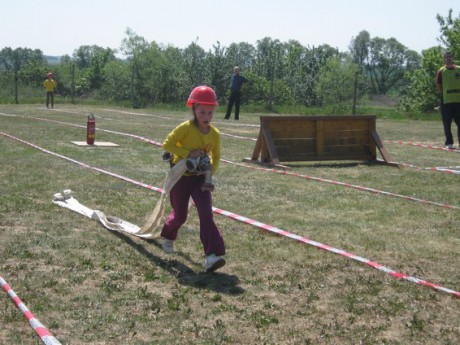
[186, 86, 218, 107]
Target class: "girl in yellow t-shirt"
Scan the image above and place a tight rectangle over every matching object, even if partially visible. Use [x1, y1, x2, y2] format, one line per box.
[161, 86, 226, 272]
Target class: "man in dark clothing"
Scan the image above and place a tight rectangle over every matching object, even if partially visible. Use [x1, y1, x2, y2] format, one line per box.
[224, 66, 248, 120]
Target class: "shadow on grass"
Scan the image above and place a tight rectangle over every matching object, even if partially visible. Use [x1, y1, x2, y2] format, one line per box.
[108, 229, 244, 296]
[284, 162, 362, 168]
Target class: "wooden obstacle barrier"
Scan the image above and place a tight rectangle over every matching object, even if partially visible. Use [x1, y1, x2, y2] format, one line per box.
[244, 115, 396, 168]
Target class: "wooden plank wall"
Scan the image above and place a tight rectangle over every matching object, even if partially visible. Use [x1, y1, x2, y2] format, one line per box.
[258, 116, 377, 162]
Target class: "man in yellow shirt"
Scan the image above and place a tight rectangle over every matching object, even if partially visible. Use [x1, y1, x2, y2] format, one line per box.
[43, 72, 57, 109]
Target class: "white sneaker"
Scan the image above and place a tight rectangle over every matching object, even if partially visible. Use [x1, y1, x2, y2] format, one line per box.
[446, 144, 454, 149]
[162, 239, 174, 254]
[204, 254, 226, 272]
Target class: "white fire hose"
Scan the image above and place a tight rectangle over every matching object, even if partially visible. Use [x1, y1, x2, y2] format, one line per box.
[53, 160, 189, 238]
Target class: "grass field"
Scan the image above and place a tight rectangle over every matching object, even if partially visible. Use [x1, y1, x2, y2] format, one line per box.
[0, 104, 459, 344]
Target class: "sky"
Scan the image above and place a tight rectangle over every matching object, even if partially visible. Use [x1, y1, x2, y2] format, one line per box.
[1, 0, 459, 57]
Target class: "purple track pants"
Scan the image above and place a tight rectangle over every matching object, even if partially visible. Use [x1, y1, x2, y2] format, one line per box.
[160, 175, 225, 257]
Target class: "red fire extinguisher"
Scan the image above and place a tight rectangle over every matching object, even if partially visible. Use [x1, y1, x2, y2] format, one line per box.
[86, 113, 96, 145]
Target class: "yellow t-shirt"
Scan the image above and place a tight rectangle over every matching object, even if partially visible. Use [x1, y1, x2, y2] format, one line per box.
[162, 120, 221, 174]
[43, 79, 57, 92]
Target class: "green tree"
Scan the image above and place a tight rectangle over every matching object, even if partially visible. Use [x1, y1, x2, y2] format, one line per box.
[52, 54, 75, 98]
[399, 10, 460, 113]
[367, 37, 420, 95]
[399, 47, 444, 113]
[182, 40, 209, 88]
[315, 55, 363, 113]
[100, 60, 131, 101]
[349, 30, 370, 70]
[242, 70, 294, 108]
[255, 37, 283, 110]
[224, 42, 256, 71]
[437, 9, 460, 56]
[286, 44, 339, 107]
[349, 32, 421, 96]
[156, 45, 188, 104]
[283, 40, 306, 104]
[120, 28, 151, 107]
[73, 45, 116, 91]
[0, 47, 46, 103]
[207, 42, 229, 104]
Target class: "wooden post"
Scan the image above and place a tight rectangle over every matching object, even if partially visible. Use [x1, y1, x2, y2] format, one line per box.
[14, 70, 19, 104]
[70, 64, 75, 104]
[352, 71, 358, 115]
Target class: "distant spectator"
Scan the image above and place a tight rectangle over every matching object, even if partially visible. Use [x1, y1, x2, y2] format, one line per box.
[43, 72, 57, 109]
[224, 66, 248, 120]
[436, 51, 460, 149]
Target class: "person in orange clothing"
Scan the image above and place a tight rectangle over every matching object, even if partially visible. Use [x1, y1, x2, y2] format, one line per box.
[43, 72, 57, 109]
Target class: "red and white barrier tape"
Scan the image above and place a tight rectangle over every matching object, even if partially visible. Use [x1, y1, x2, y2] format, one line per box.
[6, 114, 165, 146]
[212, 208, 460, 298]
[221, 159, 460, 210]
[396, 162, 460, 175]
[34, 114, 460, 175]
[33, 117, 460, 175]
[220, 132, 257, 141]
[1, 276, 62, 345]
[101, 108, 176, 120]
[96, 111, 460, 151]
[1, 113, 458, 207]
[383, 139, 460, 153]
[15, 110, 459, 151]
[99, 108, 261, 128]
[3, 113, 459, 174]
[1, 131, 459, 298]
[0, 131, 163, 192]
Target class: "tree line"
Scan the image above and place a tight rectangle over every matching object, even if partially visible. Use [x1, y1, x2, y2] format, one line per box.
[0, 10, 458, 113]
